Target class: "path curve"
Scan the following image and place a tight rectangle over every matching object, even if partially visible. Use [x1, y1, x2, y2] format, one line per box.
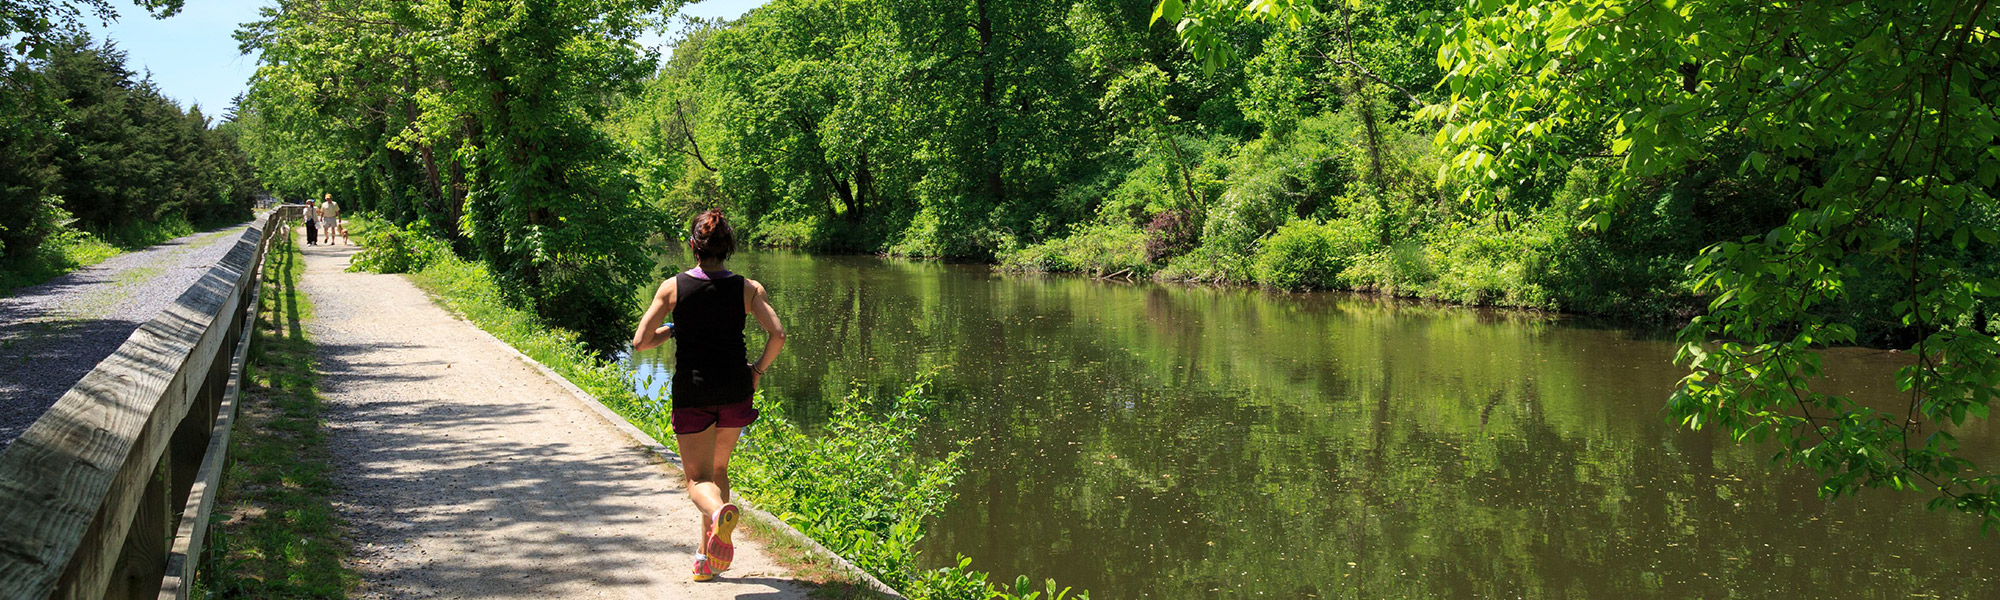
[300, 235, 811, 599]
[0, 218, 255, 448]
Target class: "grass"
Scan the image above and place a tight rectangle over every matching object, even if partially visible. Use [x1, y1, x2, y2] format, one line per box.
[0, 214, 223, 296]
[0, 229, 123, 295]
[194, 227, 357, 599]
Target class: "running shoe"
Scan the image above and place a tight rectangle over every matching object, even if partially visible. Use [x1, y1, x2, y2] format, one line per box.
[705, 504, 740, 571]
[691, 555, 715, 582]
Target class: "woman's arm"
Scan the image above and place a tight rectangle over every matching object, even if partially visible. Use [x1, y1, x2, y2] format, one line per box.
[631, 278, 678, 351]
[745, 279, 786, 389]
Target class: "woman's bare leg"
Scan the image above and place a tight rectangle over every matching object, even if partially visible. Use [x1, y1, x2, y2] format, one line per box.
[711, 427, 743, 504]
[677, 427, 722, 535]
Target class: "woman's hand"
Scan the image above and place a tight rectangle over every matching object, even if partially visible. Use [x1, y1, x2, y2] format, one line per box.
[749, 362, 763, 391]
[655, 323, 674, 338]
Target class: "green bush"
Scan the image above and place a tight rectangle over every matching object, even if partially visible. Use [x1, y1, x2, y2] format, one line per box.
[1419, 219, 1551, 307]
[730, 378, 1087, 600]
[1251, 218, 1370, 290]
[1156, 245, 1255, 283]
[749, 216, 820, 249]
[999, 223, 1150, 276]
[733, 379, 961, 587]
[348, 214, 455, 275]
[0, 202, 125, 294]
[910, 558, 1090, 600]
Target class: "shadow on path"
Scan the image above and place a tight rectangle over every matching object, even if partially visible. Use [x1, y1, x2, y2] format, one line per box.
[298, 235, 809, 599]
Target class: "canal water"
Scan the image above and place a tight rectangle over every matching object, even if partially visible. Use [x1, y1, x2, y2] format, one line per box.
[625, 250, 1999, 598]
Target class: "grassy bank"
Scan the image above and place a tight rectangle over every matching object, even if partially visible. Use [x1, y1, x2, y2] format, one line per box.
[0, 214, 220, 296]
[344, 214, 1086, 600]
[196, 227, 357, 598]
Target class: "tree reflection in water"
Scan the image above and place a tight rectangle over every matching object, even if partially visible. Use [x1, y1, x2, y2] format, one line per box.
[627, 250, 1999, 599]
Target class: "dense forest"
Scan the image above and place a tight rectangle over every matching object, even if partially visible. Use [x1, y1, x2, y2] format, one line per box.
[604, 0, 1791, 325]
[0, 34, 261, 282]
[235, 0, 2000, 527]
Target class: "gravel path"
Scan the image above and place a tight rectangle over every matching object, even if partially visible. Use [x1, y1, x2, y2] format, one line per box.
[0, 219, 255, 449]
[300, 236, 811, 599]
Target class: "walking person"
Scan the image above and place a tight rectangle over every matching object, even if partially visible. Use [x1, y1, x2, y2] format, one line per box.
[630, 209, 786, 582]
[320, 193, 346, 245]
[304, 197, 319, 245]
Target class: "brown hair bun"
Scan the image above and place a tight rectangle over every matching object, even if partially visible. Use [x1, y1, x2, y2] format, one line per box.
[689, 208, 736, 261]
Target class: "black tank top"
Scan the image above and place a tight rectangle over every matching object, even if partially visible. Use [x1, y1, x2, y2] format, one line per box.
[671, 272, 753, 408]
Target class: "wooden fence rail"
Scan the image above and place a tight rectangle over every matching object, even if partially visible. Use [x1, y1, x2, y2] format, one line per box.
[0, 206, 302, 600]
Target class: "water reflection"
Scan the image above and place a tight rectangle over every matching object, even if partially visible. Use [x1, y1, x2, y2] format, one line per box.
[626, 250, 1999, 598]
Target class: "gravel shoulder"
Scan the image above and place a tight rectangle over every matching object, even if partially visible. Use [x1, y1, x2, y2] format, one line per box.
[300, 236, 811, 599]
[0, 219, 254, 449]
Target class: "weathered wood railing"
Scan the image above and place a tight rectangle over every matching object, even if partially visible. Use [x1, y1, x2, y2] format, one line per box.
[0, 206, 302, 600]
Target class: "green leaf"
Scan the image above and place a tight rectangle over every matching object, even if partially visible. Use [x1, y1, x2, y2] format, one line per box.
[1150, 0, 1184, 26]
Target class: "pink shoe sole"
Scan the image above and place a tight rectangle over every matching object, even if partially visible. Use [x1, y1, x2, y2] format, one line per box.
[705, 504, 740, 571]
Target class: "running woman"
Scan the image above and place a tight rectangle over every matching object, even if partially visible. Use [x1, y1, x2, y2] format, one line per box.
[630, 208, 786, 582]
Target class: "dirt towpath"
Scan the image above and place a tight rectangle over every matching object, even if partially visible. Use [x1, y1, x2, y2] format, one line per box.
[299, 236, 812, 599]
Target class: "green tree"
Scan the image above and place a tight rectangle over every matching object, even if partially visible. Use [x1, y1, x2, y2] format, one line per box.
[0, 0, 180, 67]
[1164, 0, 2000, 528]
[241, 0, 670, 351]
[0, 59, 60, 258]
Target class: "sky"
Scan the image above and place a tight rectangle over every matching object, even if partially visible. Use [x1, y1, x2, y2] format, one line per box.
[88, 0, 769, 118]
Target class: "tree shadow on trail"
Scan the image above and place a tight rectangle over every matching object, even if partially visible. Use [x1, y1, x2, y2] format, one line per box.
[323, 389, 695, 597]
[312, 338, 788, 597]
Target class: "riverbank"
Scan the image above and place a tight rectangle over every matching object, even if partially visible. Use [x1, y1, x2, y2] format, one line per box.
[0, 214, 238, 296]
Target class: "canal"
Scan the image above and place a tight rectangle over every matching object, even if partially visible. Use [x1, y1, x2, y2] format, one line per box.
[627, 250, 1998, 598]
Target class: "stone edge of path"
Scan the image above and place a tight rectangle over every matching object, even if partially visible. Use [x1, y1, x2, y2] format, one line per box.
[449, 312, 909, 599]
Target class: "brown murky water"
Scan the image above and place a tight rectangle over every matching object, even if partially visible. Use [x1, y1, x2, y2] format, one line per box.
[627, 250, 1999, 599]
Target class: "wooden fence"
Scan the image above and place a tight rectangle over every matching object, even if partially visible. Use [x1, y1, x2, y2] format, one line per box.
[0, 206, 302, 600]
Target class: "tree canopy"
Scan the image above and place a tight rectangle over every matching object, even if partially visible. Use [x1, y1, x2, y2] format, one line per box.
[238, 0, 676, 351]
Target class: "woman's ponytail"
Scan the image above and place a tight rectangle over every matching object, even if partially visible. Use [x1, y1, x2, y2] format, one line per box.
[689, 208, 736, 261]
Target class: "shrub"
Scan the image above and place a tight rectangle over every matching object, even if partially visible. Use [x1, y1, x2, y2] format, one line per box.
[1156, 245, 1255, 283]
[733, 379, 961, 587]
[729, 378, 1088, 600]
[348, 214, 455, 275]
[1143, 208, 1200, 263]
[750, 216, 820, 249]
[1422, 219, 1551, 307]
[998, 223, 1150, 276]
[1251, 218, 1370, 290]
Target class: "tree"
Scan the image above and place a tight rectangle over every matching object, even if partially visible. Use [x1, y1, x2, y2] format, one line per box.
[0, 0, 180, 67]
[242, 0, 671, 352]
[1164, 0, 2000, 529]
[0, 58, 60, 258]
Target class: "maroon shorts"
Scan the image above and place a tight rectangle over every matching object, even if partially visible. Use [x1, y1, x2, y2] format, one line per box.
[671, 400, 759, 435]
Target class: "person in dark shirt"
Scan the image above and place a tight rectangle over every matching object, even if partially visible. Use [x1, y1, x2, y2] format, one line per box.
[304, 198, 318, 245]
[630, 208, 786, 582]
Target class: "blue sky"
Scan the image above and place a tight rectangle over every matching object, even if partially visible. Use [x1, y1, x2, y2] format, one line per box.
[90, 0, 768, 119]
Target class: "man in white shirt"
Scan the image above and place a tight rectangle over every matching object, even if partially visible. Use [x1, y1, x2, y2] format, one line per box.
[321, 193, 346, 245]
